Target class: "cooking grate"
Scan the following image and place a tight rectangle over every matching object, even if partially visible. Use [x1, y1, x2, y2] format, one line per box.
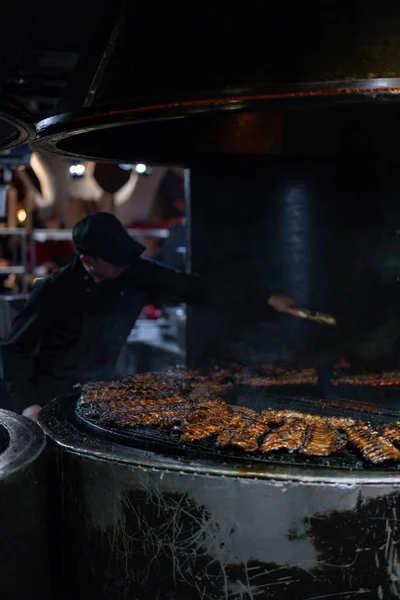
[75, 384, 400, 471]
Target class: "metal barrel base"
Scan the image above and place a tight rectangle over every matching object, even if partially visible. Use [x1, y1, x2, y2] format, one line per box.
[0, 409, 50, 600]
[39, 397, 400, 600]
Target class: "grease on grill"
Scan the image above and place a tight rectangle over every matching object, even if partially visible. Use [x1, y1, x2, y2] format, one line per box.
[78, 369, 400, 465]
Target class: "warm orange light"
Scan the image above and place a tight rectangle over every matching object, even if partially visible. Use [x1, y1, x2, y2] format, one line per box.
[371, 381, 400, 387]
[17, 209, 26, 223]
[17, 165, 25, 171]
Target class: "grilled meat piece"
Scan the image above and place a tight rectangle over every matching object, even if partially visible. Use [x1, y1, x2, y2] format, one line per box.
[190, 398, 228, 410]
[134, 408, 185, 429]
[213, 362, 245, 379]
[189, 381, 232, 402]
[79, 369, 400, 465]
[381, 423, 400, 444]
[86, 394, 193, 430]
[329, 417, 356, 430]
[262, 409, 308, 423]
[79, 371, 205, 403]
[334, 371, 400, 387]
[131, 396, 188, 410]
[260, 417, 308, 453]
[231, 405, 259, 418]
[347, 423, 400, 463]
[300, 418, 347, 456]
[217, 413, 269, 452]
[260, 412, 346, 456]
[182, 404, 237, 442]
[245, 369, 318, 387]
[210, 365, 243, 384]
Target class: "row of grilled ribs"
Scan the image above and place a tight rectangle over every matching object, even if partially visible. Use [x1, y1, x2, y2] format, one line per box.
[79, 371, 400, 464]
[79, 363, 400, 390]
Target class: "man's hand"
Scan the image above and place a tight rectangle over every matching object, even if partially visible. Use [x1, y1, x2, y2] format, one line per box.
[268, 293, 298, 316]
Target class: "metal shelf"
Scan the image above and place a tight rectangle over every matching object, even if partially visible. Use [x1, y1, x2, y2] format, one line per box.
[30, 227, 170, 281]
[0, 266, 26, 274]
[128, 228, 170, 239]
[32, 228, 170, 242]
[32, 229, 72, 242]
[0, 228, 27, 236]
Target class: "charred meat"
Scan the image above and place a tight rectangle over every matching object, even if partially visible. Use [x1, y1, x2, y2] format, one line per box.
[79, 370, 400, 464]
[217, 412, 270, 452]
[381, 423, 400, 444]
[300, 418, 347, 457]
[260, 417, 308, 453]
[347, 423, 400, 464]
[181, 403, 237, 442]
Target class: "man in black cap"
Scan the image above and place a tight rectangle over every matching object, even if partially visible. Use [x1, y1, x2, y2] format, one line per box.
[1, 213, 298, 419]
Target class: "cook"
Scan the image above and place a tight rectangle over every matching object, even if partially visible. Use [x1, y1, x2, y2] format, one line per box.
[1, 212, 298, 420]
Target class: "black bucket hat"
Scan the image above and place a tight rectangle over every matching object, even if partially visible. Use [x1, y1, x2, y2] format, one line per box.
[72, 212, 145, 266]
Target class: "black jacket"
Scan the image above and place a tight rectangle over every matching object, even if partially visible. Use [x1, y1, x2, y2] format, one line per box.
[1, 257, 203, 412]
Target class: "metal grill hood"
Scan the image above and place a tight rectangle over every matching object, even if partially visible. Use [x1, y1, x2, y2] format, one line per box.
[0, 97, 35, 151]
[32, 3, 400, 163]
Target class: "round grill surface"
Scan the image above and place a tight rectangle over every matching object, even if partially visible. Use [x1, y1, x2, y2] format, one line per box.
[71, 380, 400, 472]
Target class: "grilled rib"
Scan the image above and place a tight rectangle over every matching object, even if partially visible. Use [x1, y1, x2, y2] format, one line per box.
[329, 417, 356, 430]
[79, 369, 400, 465]
[181, 402, 236, 442]
[381, 423, 400, 444]
[300, 418, 347, 456]
[334, 371, 400, 387]
[189, 381, 232, 402]
[260, 417, 308, 453]
[347, 423, 400, 464]
[79, 371, 204, 403]
[217, 413, 270, 452]
[245, 368, 318, 387]
[262, 409, 309, 423]
[231, 405, 259, 418]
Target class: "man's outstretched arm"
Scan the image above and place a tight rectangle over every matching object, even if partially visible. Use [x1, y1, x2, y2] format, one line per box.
[138, 258, 298, 312]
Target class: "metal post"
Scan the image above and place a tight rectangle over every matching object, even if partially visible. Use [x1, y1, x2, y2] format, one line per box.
[30, 229, 36, 275]
[21, 231, 27, 293]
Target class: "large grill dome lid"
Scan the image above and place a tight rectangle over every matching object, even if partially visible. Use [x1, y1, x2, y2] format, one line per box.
[0, 97, 35, 151]
[32, 3, 400, 164]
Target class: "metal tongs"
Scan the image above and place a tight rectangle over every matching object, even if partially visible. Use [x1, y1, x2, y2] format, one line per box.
[293, 307, 337, 326]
